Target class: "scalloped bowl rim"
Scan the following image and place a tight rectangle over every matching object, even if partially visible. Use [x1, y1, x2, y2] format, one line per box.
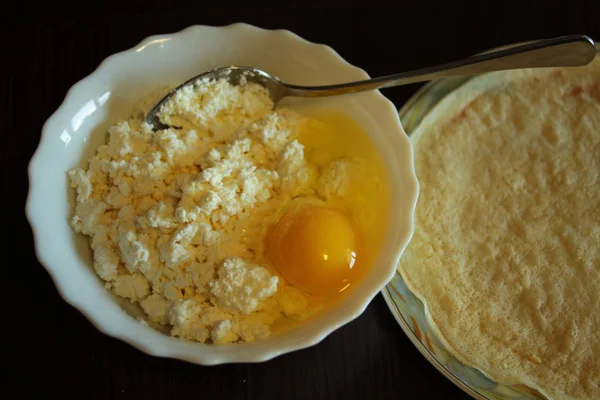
[25, 23, 419, 364]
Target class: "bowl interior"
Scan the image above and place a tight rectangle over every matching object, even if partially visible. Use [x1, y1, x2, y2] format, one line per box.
[27, 23, 417, 363]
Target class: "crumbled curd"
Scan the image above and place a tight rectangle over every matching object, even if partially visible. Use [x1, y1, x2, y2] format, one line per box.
[69, 77, 387, 344]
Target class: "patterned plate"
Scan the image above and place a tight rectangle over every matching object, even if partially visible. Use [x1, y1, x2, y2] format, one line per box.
[382, 76, 544, 400]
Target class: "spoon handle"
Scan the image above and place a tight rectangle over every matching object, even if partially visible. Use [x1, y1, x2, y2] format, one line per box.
[283, 35, 597, 98]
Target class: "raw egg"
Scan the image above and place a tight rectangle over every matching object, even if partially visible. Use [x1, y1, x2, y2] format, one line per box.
[267, 201, 364, 296]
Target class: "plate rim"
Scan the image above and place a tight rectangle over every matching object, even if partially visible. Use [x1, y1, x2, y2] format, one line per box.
[382, 286, 487, 400]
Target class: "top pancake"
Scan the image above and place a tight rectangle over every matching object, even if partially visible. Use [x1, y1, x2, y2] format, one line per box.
[399, 57, 600, 400]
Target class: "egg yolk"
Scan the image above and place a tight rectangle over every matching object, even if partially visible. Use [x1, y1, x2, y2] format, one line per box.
[267, 202, 364, 296]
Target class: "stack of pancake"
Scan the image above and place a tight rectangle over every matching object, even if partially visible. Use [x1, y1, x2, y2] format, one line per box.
[400, 57, 599, 399]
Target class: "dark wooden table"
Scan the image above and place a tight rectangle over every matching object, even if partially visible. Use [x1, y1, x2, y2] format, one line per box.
[5, 1, 599, 399]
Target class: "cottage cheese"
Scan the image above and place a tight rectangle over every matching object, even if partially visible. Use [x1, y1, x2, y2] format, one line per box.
[69, 78, 332, 343]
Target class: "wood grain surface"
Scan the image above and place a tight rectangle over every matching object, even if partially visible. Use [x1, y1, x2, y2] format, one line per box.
[4, 1, 599, 399]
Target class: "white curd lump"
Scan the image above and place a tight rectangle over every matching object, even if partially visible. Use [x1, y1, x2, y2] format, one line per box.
[68, 78, 328, 344]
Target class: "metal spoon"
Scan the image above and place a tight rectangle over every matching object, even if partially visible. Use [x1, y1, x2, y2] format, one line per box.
[146, 34, 596, 130]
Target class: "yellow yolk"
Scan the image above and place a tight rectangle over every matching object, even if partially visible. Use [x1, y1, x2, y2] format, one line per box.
[267, 202, 364, 296]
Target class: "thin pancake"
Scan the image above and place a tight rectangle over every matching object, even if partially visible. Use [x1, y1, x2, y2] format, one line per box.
[400, 58, 600, 400]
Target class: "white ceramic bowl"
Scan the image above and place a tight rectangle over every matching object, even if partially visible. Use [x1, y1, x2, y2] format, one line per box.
[26, 23, 419, 364]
